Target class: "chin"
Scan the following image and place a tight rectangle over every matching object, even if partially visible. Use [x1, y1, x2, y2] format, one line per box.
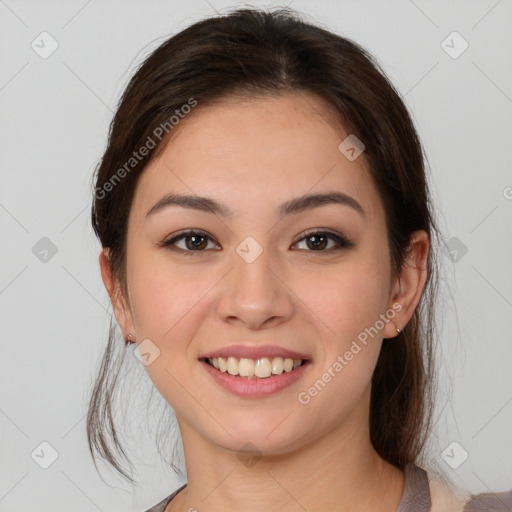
[216, 419, 307, 456]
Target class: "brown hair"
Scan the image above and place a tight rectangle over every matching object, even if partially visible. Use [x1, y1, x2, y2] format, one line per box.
[88, 6, 441, 484]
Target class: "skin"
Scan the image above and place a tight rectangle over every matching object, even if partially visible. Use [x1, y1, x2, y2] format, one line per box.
[100, 91, 429, 512]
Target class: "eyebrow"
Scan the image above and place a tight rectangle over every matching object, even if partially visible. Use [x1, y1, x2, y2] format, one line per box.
[145, 191, 365, 219]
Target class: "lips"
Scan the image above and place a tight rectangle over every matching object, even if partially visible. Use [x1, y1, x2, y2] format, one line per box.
[197, 344, 312, 397]
[198, 344, 312, 362]
[199, 358, 310, 398]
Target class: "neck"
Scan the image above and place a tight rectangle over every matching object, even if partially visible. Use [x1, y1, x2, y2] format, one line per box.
[169, 401, 405, 512]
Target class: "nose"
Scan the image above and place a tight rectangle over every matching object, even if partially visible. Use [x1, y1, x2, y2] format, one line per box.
[215, 240, 294, 330]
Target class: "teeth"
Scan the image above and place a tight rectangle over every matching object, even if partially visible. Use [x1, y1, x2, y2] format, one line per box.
[227, 356, 238, 375]
[271, 357, 284, 374]
[207, 356, 304, 378]
[255, 357, 271, 378]
[238, 358, 254, 377]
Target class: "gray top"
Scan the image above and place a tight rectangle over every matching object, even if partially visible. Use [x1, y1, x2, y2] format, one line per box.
[144, 463, 512, 512]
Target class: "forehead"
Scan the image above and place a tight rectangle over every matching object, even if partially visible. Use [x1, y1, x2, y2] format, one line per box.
[132, 92, 384, 223]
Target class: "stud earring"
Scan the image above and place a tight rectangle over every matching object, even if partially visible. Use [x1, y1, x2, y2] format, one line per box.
[396, 327, 401, 334]
[125, 333, 135, 344]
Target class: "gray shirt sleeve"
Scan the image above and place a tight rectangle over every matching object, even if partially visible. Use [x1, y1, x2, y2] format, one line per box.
[144, 483, 187, 512]
[396, 463, 431, 512]
[463, 490, 512, 512]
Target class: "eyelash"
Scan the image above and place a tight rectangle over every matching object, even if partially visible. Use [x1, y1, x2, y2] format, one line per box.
[160, 228, 354, 256]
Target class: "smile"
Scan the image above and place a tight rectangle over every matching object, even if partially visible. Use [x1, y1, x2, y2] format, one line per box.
[199, 357, 311, 398]
[204, 356, 306, 379]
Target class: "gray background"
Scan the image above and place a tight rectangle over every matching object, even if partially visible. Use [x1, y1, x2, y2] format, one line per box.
[1, 0, 511, 510]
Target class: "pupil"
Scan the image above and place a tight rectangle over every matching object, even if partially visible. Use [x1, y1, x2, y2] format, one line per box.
[308, 234, 326, 250]
[187, 235, 206, 250]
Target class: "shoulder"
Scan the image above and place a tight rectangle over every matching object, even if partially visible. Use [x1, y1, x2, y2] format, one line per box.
[463, 490, 512, 511]
[143, 494, 172, 512]
[427, 471, 469, 512]
[426, 468, 512, 512]
[143, 483, 187, 512]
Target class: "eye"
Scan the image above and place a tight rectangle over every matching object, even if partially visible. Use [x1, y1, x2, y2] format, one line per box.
[160, 230, 219, 255]
[292, 229, 354, 252]
[160, 228, 354, 256]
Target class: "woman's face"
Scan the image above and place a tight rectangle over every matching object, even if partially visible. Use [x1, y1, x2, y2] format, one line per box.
[112, 92, 412, 455]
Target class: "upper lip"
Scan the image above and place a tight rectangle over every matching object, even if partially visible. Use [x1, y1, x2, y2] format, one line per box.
[199, 345, 311, 361]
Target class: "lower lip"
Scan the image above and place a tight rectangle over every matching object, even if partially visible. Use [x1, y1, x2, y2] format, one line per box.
[200, 360, 310, 398]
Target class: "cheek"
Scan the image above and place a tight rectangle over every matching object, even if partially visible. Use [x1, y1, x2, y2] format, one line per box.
[292, 263, 388, 426]
[292, 252, 390, 398]
[126, 249, 209, 342]
[295, 255, 390, 343]
[126, 254, 210, 403]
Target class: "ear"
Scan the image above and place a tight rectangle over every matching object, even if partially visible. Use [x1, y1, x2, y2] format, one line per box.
[99, 248, 135, 339]
[382, 230, 430, 339]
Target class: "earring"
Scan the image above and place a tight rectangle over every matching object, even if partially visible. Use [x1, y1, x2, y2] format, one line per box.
[396, 327, 401, 334]
[125, 333, 135, 344]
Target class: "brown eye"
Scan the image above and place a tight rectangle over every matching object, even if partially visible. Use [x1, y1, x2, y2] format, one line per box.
[293, 230, 354, 252]
[161, 230, 218, 254]
[182, 233, 208, 250]
[161, 228, 354, 256]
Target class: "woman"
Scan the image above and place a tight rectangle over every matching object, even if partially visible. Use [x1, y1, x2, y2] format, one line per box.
[88, 7, 512, 512]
